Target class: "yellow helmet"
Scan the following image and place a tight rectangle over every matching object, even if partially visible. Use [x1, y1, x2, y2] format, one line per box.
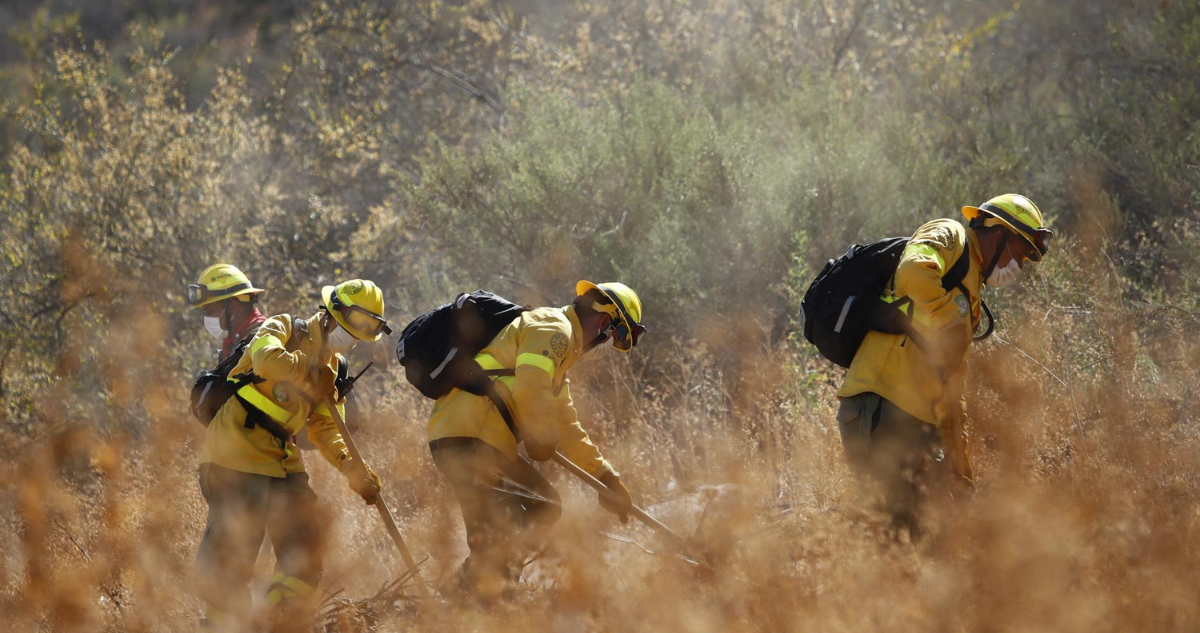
[321, 279, 391, 341]
[576, 280, 646, 352]
[188, 263, 265, 309]
[962, 193, 1053, 262]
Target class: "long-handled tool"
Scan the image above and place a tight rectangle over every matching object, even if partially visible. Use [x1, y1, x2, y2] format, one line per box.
[551, 451, 711, 570]
[324, 395, 431, 598]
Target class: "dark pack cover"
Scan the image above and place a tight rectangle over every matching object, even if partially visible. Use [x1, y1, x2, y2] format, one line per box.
[190, 338, 252, 424]
[396, 290, 528, 399]
[801, 237, 910, 368]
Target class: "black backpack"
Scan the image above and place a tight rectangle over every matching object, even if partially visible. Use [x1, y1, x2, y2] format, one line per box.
[190, 337, 255, 424]
[800, 237, 989, 368]
[396, 291, 528, 400]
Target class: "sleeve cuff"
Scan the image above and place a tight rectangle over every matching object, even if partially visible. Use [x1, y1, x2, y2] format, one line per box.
[594, 461, 617, 480]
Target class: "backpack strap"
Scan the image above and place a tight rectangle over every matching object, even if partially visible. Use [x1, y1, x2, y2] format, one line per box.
[235, 314, 313, 442]
[481, 380, 520, 440]
[469, 367, 519, 439]
[234, 388, 296, 442]
[941, 241, 994, 341]
[213, 336, 253, 375]
[941, 240, 971, 292]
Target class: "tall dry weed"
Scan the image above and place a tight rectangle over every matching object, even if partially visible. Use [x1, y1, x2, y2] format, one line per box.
[2, 279, 1197, 632]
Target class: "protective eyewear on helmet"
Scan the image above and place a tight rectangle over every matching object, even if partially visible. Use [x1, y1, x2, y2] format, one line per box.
[979, 202, 1054, 261]
[609, 319, 647, 352]
[331, 295, 392, 339]
[186, 281, 252, 306]
[590, 289, 646, 352]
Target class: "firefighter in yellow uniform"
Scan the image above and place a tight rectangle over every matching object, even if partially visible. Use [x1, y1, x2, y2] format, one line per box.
[189, 264, 268, 363]
[837, 194, 1053, 540]
[428, 281, 646, 600]
[195, 279, 390, 631]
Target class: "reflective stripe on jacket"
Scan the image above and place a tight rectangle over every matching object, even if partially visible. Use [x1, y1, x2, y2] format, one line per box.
[201, 312, 350, 478]
[837, 219, 984, 425]
[427, 305, 614, 477]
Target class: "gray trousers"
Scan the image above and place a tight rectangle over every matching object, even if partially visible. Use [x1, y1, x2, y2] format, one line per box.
[837, 393, 940, 539]
[195, 464, 324, 621]
[430, 438, 562, 601]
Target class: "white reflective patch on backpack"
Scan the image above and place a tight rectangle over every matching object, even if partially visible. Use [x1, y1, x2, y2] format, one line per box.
[833, 296, 856, 333]
[429, 347, 458, 379]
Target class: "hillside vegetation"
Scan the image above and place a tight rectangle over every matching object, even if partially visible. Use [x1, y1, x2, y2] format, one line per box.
[1, 1, 1198, 631]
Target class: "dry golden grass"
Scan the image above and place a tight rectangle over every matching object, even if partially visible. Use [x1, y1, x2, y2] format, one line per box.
[3, 1, 1199, 630]
[2, 292, 1198, 633]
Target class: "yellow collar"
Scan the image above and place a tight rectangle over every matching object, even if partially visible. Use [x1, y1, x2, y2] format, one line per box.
[564, 304, 586, 357]
[966, 225, 984, 268]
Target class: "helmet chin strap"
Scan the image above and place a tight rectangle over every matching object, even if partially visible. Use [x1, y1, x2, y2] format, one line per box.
[583, 314, 614, 353]
[584, 318, 614, 352]
[583, 332, 610, 353]
[982, 230, 1009, 279]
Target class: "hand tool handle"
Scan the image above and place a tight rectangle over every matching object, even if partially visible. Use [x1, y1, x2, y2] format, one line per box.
[550, 451, 688, 548]
[326, 397, 431, 598]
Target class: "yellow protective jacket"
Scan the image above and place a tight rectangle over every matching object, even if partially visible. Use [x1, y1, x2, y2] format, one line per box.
[427, 305, 614, 478]
[201, 313, 350, 478]
[837, 219, 984, 426]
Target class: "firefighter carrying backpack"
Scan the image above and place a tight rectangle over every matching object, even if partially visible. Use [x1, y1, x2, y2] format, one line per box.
[189, 315, 344, 430]
[396, 291, 528, 400]
[190, 337, 255, 424]
[800, 237, 990, 368]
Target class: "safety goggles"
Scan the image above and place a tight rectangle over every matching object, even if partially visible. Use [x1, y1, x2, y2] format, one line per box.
[186, 282, 252, 306]
[980, 203, 1054, 262]
[591, 291, 646, 352]
[330, 295, 392, 339]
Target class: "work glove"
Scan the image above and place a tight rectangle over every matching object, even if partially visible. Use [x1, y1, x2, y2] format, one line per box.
[340, 456, 382, 505]
[598, 471, 633, 524]
[936, 407, 976, 488]
[523, 438, 558, 462]
[308, 364, 338, 403]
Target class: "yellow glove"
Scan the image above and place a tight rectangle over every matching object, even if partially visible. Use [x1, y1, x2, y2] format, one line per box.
[935, 377, 974, 485]
[598, 471, 633, 524]
[936, 405, 975, 486]
[339, 456, 382, 505]
[524, 438, 558, 462]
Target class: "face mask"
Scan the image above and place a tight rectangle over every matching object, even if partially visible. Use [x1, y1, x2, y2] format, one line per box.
[204, 316, 227, 340]
[327, 323, 359, 353]
[986, 258, 1022, 287]
[580, 339, 611, 362]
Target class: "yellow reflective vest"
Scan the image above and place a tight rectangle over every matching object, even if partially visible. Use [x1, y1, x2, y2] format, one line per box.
[201, 313, 350, 478]
[427, 305, 614, 477]
[837, 219, 985, 426]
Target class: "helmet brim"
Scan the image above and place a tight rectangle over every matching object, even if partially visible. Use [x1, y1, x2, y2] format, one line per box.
[190, 286, 265, 309]
[576, 280, 603, 298]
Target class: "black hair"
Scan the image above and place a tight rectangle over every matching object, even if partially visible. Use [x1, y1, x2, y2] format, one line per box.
[575, 289, 616, 352]
[574, 288, 612, 314]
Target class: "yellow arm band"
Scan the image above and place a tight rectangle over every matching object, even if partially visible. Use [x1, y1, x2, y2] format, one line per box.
[516, 352, 555, 374]
[904, 243, 946, 273]
[251, 334, 284, 355]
